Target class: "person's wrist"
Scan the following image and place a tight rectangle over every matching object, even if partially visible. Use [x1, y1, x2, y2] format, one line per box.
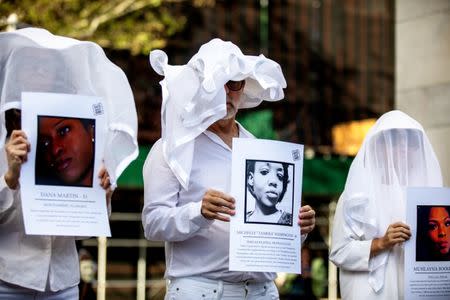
[4, 170, 19, 189]
[376, 237, 387, 252]
[200, 207, 208, 219]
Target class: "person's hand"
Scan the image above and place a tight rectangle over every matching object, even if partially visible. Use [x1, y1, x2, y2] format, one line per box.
[201, 189, 235, 222]
[371, 222, 411, 257]
[4, 130, 30, 189]
[381, 222, 412, 248]
[98, 167, 113, 204]
[298, 205, 315, 235]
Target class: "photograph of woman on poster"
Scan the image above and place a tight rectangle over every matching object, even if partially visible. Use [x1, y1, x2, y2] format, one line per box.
[416, 205, 450, 261]
[245, 159, 294, 226]
[35, 116, 95, 187]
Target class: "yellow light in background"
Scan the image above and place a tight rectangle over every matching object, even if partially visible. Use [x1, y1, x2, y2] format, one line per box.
[332, 118, 376, 156]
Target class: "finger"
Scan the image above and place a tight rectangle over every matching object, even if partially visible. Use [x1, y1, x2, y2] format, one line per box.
[390, 222, 410, 230]
[208, 202, 235, 215]
[202, 208, 230, 221]
[8, 146, 27, 155]
[14, 149, 29, 157]
[386, 235, 409, 246]
[390, 237, 409, 245]
[301, 224, 315, 234]
[298, 218, 315, 227]
[10, 136, 29, 146]
[10, 130, 27, 140]
[390, 226, 412, 236]
[206, 189, 235, 203]
[211, 212, 231, 222]
[100, 179, 109, 189]
[10, 150, 29, 162]
[100, 172, 109, 184]
[392, 231, 411, 240]
[204, 200, 235, 216]
[101, 176, 111, 189]
[396, 227, 412, 237]
[299, 209, 315, 220]
[300, 223, 315, 231]
[98, 167, 107, 178]
[11, 143, 29, 153]
[300, 205, 313, 213]
[205, 195, 235, 209]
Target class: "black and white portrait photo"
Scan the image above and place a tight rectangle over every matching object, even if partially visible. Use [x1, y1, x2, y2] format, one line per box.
[245, 159, 294, 226]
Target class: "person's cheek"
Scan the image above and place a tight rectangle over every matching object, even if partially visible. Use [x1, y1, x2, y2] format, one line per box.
[44, 152, 52, 165]
[428, 231, 436, 243]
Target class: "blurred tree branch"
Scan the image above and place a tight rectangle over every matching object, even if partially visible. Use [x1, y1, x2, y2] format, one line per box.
[0, 0, 215, 54]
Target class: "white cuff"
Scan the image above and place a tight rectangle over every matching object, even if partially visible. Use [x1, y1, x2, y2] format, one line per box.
[189, 200, 214, 228]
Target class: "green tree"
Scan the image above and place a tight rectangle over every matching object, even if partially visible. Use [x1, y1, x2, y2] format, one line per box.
[0, 0, 215, 55]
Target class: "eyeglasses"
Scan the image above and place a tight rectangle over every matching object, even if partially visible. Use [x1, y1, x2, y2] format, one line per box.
[226, 80, 245, 91]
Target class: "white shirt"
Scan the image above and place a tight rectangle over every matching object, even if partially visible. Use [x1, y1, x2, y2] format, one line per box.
[329, 111, 443, 299]
[0, 150, 79, 292]
[330, 196, 404, 300]
[142, 124, 278, 282]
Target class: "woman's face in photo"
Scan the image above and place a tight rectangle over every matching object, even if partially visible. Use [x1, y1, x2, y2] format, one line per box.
[427, 207, 450, 256]
[249, 162, 284, 208]
[38, 117, 94, 185]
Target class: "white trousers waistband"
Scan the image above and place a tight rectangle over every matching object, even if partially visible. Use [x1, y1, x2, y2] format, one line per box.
[0, 280, 78, 300]
[165, 276, 279, 300]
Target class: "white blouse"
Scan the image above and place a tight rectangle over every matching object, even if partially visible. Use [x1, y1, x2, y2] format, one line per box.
[142, 124, 279, 282]
[0, 150, 79, 291]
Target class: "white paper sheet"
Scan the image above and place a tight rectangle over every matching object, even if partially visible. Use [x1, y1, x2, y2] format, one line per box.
[405, 187, 450, 299]
[229, 138, 304, 273]
[20, 92, 111, 236]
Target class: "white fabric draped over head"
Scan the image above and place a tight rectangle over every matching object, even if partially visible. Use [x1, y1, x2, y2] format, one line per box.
[339, 110, 442, 292]
[149, 38, 287, 189]
[0, 28, 138, 185]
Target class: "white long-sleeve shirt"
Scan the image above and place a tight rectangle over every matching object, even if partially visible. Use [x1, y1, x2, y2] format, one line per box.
[330, 197, 404, 300]
[0, 150, 79, 292]
[142, 124, 279, 282]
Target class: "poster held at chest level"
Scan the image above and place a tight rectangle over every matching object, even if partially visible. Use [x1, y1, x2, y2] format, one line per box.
[405, 187, 450, 299]
[229, 138, 304, 274]
[20, 92, 111, 236]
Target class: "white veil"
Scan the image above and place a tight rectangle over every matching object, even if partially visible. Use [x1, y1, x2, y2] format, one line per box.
[336, 110, 442, 291]
[0, 28, 138, 184]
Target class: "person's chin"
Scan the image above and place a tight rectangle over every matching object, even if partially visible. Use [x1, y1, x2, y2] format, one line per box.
[440, 249, 450, 256]
[222, 112, 235, 120]
[262, 199, 277, 208]
[58, 172, 80, 185]
[223, 106, 238, 119]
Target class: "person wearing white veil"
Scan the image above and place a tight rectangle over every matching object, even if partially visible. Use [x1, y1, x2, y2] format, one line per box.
[0, 28, 138, 299]
[142, 38, 316, 300]
[330, 110, 443, 300]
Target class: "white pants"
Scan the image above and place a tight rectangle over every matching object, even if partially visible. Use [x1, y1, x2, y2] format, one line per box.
[0, 280, 78, 300]
[165, 276, 279, 300]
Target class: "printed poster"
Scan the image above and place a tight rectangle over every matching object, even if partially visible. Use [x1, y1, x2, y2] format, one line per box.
[405, 187, 450, 299]
[229, 138, 304, 273]
[20, 92, 111, 236]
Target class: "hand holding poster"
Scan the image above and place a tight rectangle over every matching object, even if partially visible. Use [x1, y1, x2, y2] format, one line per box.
[405, 187, 450, 299]
[229, 138, 304, 273]
[20, 92, 111, 236]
